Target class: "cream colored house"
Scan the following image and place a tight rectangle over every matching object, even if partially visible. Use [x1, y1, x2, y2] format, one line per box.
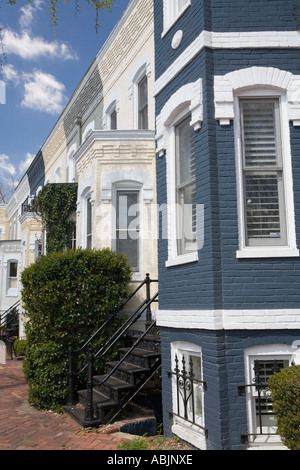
[0, 0, 157, 332]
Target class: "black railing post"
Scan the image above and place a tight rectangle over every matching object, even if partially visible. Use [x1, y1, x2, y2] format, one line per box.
[67, 343, 76, 405]
[85, 345, 95, 423]
[146, 273, 151, 323]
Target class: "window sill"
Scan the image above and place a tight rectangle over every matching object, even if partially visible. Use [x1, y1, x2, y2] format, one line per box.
[236, 247, 300, 259]
[165, 251, 198, 267]
[161, 1, 191, 38]
[172, 421, 207, 450]
[6, 288, 18, 297]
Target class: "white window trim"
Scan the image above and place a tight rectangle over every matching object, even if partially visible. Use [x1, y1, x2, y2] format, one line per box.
[6, 259, 18, 297]
[54, 164, 61, 183]
[170, 341, 207, 450]
[162, 0, 191, 38]
[78, 178, 94, 249]
[82, 121, 95, 142]
[128, 57, 151, 130]
[156, 80, 202, 267]
[103, 96, 119, 130]
[234, 88, 299, 259]
[112, 181, 143, 281]
[66, 144, 77, 183]
[244, 345, 296, 446]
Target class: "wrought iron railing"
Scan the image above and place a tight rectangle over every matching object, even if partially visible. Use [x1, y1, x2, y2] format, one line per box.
[67, 274, 158, 409]
[0, 300, 20, 359]
[0, 300, 20, 332]
[21, 196, 36, 215]
[239, 359, 281, 444]
[168, 354, 208, 438]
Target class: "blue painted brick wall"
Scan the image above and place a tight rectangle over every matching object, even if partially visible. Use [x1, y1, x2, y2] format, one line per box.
[155, 45, 300, 312]
[154, 0, 299, 78]
[160, 327, 300, 450]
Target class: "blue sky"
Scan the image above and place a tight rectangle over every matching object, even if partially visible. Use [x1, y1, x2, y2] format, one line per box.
[0, 0, 129, 187]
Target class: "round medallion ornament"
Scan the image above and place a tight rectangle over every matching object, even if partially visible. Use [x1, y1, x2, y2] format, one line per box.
[172, 30, 183, 49]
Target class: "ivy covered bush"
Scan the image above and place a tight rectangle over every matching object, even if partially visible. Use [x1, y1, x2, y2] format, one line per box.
[268, 364, 300, 450]
[21, 248, 132, 412]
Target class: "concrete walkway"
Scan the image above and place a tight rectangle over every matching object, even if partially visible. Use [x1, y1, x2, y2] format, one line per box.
[0, 359, 130, 450]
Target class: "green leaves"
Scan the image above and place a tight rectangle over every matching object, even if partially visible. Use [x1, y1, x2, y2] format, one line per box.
[22, 247, 132, 411]
[35, 183, 77, 253]
[268, 365, 300, 450]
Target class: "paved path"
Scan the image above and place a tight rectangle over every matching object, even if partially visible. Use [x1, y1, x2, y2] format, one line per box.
[0, 359, 128, 450]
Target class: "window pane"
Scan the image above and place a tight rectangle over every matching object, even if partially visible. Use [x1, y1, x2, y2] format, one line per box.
[245, 174, 281, 239]
[9, 262, 17, 278]
[175, 115, 196, 254]
[86, 198, 92, 248]
[240, 99, 286, 246]
[138, 76, 148, 130]
[175, 0, 189, 14]
[110, 109, 117, 130]
[116, 191, 139, 271]
[176, 116, 195, 185]
[241, 101, 280, 167]
[253, 359, 289, 430]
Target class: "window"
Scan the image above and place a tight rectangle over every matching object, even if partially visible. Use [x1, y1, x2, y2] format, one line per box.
[170, 342, 207, 449]
[116, 190, 140, 272]
[240, 99, 287, 247]
[175, 115, 196, 255]
[104, 98, 118, 130]
[7, 260, 18, 293]
[138, 75, 148, 130]
[156, 80, 203, 266]
[244, 348, 293, 441]
[163, 0, 191, 35]
[35, 239, 43, 260]
[86, 197, 92, 249]
[110, 109, 117, 130]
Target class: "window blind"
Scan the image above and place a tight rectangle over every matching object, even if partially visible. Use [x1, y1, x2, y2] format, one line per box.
[240, 99, 286, 245]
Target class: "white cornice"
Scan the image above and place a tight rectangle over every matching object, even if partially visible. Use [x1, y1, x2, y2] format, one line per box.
[154, 30, 300, 96]
[74, 129, 155, 163]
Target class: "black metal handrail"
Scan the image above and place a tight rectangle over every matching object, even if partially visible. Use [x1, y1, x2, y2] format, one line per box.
[85, 312, 158, 422]
[0, 300, 20, 330]
[67, 274, 158, 406]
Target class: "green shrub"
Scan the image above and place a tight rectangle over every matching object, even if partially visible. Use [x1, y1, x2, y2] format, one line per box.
[21, 248, 132, 411]
[14, 339, 27, 357]
[268, 364, 300, 450]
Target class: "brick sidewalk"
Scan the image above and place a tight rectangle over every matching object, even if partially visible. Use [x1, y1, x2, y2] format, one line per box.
[0, 359, 129, 450]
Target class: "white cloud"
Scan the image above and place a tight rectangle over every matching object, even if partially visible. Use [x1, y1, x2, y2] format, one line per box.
[21, 70, 67, 114]
[19, 0, 43, 33]
[0, 154, 16, 177]
[2, 64, 20, 85]
[2, 29, 77, 61]
[19, 153, 35, 174]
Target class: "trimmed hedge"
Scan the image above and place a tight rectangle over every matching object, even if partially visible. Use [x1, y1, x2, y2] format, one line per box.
[268, 365, 300, 450]
[21, 248, 132, 412]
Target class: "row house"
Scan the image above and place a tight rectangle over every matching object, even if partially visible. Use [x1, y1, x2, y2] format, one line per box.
[0, 0, 157, 335]
[154, 0, 300, 450]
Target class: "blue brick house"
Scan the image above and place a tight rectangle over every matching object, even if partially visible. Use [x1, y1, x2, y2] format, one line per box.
[154, 0, 300, 450]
